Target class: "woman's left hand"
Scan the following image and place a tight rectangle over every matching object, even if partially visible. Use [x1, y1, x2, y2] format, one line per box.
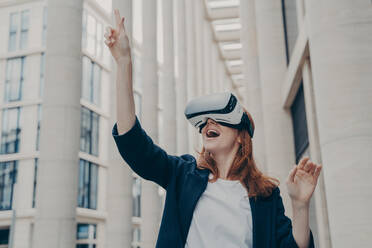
[286, 157, 322, 207]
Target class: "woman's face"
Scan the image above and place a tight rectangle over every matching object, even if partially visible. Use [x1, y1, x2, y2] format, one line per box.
[201, 118, 241, 155]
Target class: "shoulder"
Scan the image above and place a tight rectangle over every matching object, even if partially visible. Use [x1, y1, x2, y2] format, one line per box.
[256, 186, 281, 201]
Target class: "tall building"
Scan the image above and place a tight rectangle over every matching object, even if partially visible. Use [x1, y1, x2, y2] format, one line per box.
[0, 0, 371, 248]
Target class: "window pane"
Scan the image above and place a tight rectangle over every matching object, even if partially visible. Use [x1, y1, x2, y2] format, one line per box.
[82, 10, 87, 49]
[76, 245, 96, 248]
[89, 164, 98, 209]
[87, 14, 96, 55]
[36, 105, 42, 151]
[32, 158, 38, 208]
[8, 12, 18, 52]
[40, 53, 45, 98]
[92, 64, 101, 106]
[81, 56, 91, 101]
[290, 83, 309, 164]
[78, 160, 98, 209]
[4, 57, 25, 102]
[0, 228, 9, 245]
[80, 107, 99, 156]
[1, 108, 21, 154]
[80, 107, 91, 154]
[96, 22, 103, 58]
[20, 10, 30, 49]
[0, 161, 17, 210]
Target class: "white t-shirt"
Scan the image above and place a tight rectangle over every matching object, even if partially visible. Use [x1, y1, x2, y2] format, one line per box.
[185, 174, 253, 248]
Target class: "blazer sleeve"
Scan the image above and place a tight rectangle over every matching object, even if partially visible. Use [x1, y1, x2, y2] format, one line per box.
[274, 187, 315, 248]
[112, 115, 193, 190]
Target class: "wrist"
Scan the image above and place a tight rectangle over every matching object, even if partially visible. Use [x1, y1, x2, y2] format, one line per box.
[291, 199, 310, 210]
[116, 56, 132, 64]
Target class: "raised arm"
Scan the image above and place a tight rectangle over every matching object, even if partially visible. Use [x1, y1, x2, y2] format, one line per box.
[104, 9, 135, 135]
[105, 9, 194, 189]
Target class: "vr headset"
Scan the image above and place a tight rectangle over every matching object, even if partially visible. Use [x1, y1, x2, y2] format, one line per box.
[184, 92, 254, 138]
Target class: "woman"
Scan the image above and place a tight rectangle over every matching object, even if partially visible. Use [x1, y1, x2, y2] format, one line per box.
[106, 9, 321, 248]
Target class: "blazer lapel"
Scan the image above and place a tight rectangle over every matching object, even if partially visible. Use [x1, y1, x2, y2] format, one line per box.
[178, 168, 210, 244]
[250, 195, 273, 248]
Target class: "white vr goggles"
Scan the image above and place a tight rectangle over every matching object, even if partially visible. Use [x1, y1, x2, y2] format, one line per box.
[184, 92, 254, 138]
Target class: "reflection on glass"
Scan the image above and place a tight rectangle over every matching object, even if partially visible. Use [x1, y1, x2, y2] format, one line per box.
[78, 160, 98, 210]
[0, 161, 17, 210]
[1, 108, 21, 154]
[4, 57, 25, 102]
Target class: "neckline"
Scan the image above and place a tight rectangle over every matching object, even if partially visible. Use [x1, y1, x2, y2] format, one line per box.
[215, 177, 240, 185]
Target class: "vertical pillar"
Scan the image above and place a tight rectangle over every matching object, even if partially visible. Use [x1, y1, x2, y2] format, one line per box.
[175, 0, 189, 155]
[32, 0, 83, 247]
[254, 0, 296, 212]
[141, 0, 160, 247]
[106, 1, 133, 247]
[305, 0, 372, 246]
[161, 0, 176, 155]
[185, 0, 198, 155]
[239, 0, 267, 172]
[203, 17, 210, 93]
[193, 0, 204, 96]
[294, 1, 332, 247]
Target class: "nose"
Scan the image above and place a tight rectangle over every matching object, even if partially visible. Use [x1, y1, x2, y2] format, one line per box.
[206, 118, 218, 126]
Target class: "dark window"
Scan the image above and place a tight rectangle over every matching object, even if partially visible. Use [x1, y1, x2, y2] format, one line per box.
[78, 160, 98, 209]
[1, 107, 21, 154]
[32, 158, 38, 208]
[76, 245, 96, 248]
[290, 83, 309, 164]
[4, 57, 26, 102]
[132, 177, 141, 217]
[0, 228, 9, 245]
[281, 0, 298, 64]
[81, 56, 101, 106]
[36, 105, 42, 151]
[0, 161, 17, 210]
[80, 107, 99, 156]
[76, 223, 97, 248]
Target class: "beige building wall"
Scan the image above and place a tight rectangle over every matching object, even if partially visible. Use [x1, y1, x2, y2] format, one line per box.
[1, 0, 370, 247]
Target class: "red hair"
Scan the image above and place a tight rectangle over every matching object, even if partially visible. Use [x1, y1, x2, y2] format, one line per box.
[196, 108, 279, 199]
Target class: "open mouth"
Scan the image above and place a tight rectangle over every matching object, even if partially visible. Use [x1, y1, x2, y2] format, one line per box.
[206, 129, 220, 138]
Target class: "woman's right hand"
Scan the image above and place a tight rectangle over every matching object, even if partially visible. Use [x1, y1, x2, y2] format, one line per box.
[104, 9, 131, 63]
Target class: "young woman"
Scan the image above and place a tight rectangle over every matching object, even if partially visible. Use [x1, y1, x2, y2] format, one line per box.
[105, 9, 321, 248]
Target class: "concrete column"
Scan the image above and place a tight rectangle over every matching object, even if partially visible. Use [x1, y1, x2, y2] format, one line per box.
[185, 0, 199, 155]
[175, 0, 189, 155]
[305, 1, 372, 246]
[294, 2, 332, 247]
[141, 1, 161, 247]
[106, 1, 133, 247]
[32, 0, 83, 247]
[193, 0, 204, 96]
[203, 18, 210, 93]
[302, 60, 332, 248]
[160, 0, 176, 155]
[254, 0, 296, 212]
[239, 0, 267, 173]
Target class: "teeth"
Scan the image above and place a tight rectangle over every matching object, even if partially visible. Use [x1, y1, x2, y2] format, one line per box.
[207, 129, 220, 137]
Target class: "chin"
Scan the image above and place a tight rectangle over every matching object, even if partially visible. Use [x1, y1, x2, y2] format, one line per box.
[203, 144, 220, 155]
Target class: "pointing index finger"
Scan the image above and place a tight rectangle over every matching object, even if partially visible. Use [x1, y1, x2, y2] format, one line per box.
[114, 9, 121, 28]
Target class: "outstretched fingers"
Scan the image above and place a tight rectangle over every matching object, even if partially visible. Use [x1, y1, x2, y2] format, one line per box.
[287, 165, 298, 183]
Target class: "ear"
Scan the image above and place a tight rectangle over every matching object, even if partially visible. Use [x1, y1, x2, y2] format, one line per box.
[237, 136, 242, 144]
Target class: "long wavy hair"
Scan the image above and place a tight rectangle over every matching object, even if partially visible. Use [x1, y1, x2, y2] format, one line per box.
[196, 108, 279, 199]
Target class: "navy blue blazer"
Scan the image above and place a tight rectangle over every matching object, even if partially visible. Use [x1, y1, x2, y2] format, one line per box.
[112, 115, 315, 248]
